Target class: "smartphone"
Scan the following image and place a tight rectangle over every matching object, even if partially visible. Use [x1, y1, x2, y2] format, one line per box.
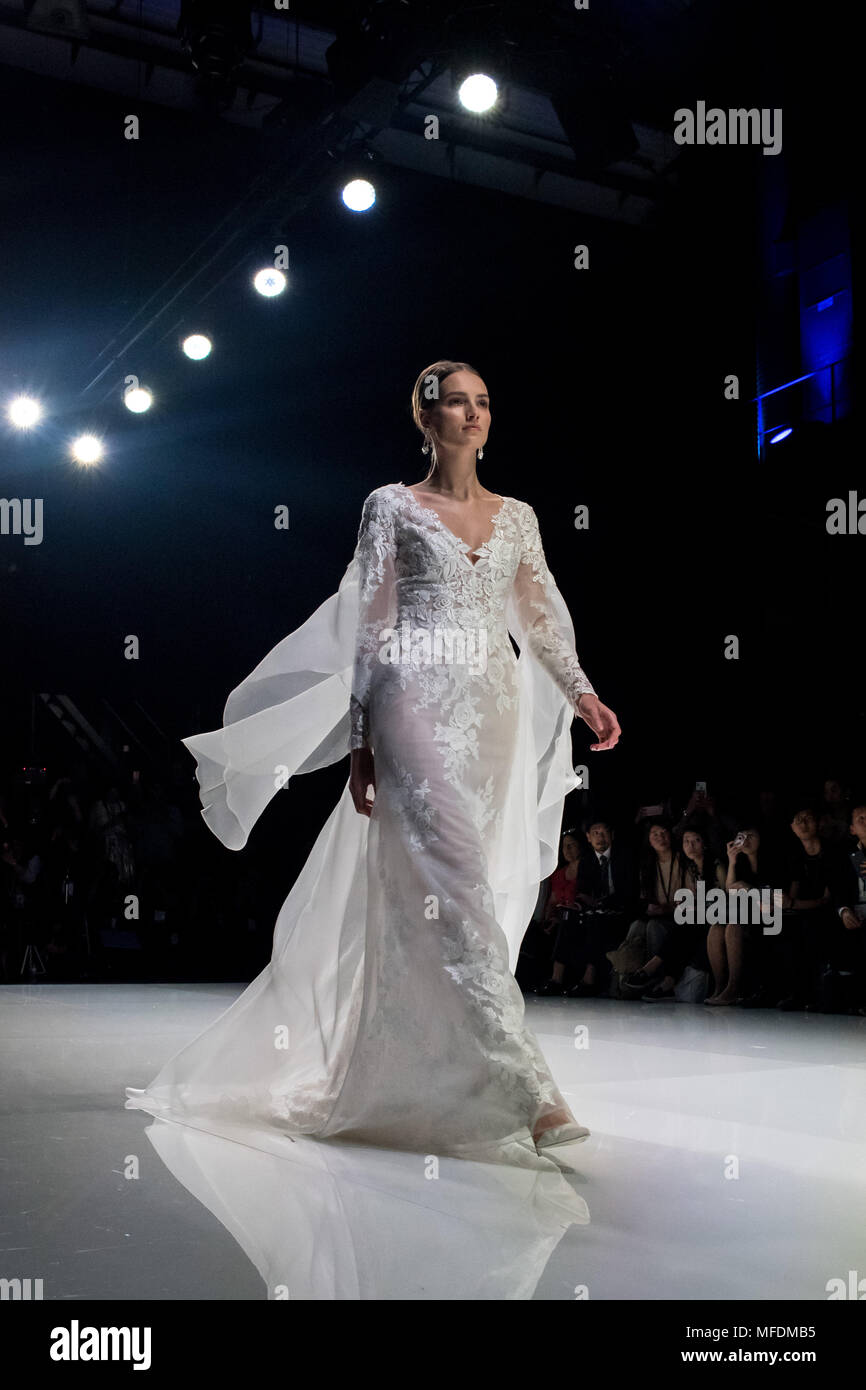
[695, 781, 707, 796]
[732, 832, 747, 849]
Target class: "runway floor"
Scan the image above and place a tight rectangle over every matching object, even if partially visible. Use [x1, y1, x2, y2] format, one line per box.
[2, 982, 865, 1300]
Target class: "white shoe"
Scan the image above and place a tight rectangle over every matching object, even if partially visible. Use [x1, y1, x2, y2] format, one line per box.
[534, 1122, 590, 1172]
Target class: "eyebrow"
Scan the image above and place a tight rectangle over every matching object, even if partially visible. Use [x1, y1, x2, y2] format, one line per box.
[445, 391, 488, 399]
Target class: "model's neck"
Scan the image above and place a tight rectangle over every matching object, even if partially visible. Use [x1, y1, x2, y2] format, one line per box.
[423, 459, 482, 498]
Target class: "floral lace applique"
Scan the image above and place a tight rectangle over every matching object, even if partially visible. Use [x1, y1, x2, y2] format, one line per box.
[392, 767, 440, 851]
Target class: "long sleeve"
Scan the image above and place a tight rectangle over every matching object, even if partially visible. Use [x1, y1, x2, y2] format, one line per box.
[510, 502, 596, 710]
[350, 489, 398, 750]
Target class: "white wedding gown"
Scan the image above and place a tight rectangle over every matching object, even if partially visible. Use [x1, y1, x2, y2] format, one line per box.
[126, 482, 596, 1166]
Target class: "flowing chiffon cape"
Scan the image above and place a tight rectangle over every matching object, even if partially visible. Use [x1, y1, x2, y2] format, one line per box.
[125, 544, 581, 1141]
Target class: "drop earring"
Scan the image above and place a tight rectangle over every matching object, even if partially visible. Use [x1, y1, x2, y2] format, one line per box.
[477, 446, 484, 460]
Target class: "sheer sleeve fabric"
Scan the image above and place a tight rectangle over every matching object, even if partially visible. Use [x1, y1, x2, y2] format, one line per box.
[510, 503, 595, 710]
[350, 489, 398, 750]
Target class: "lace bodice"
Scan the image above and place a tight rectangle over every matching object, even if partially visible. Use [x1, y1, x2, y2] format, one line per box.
[350, 482, 595, 750]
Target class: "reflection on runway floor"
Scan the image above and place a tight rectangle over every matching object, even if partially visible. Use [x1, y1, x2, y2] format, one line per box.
[2, 983, 865, 1299]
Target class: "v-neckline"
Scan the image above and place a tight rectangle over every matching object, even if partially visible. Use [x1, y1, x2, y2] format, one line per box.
[395, 482, 508, 568]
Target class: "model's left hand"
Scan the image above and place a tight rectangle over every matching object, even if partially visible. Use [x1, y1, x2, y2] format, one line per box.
[575, 694, 621, 751]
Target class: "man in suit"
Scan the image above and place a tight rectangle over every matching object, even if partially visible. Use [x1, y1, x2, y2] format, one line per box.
[537, 821, 636, 997]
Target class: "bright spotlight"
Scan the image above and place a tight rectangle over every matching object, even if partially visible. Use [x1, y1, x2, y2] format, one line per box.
[7, 395, 42, 429]
[458, 73, 498, 113]
[71, 434, 104, 466]
[341, 179, 376, 212]
[124, 386, 153, 413]
[769, 427, 792, 444]
[182, 334, 213, 360]
[253, 268, 287, 297]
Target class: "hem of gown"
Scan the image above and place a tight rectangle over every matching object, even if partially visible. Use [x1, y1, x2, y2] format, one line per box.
[125, 1089, 571, 1174]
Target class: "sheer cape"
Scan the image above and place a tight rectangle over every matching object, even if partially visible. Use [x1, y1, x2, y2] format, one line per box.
[126, 522, 582, 1148]
[182, 540, 580, 966]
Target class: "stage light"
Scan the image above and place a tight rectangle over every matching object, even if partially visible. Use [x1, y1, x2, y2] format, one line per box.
[457, 73, 498, 113]
[253, 268, 287, 297]
[341, 178, 376, 212]
[7, 395, 43, 429]
[770, 427, 793, 444]
[70, 434, 103, 466]
[124, 386, 153, 413]
[182, 333, 213, 359]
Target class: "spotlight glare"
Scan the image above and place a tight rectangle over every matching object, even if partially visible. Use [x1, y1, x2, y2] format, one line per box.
[253, 268, 287, 297]
[458, 73, 498, 113]
[769, 427, 792, 444]
[7, 395, 42, 429]
[71, 434, 103, 466]
[341, 179, 376, 212]
[124, 386, 153, 413]
[182, 334, 213, 360]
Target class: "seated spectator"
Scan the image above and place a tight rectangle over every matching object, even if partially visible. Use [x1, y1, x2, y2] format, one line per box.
[776, 807, 845, 1011]
[521, 830, 582, 992]
[536, 821, 635, 997]
[723, 827, 785, 1008]
[828, 802, 866, 1013]
[621, 820, 690, 1001]
[671, 826, 739, 1006]
[547, 829, 582, 915]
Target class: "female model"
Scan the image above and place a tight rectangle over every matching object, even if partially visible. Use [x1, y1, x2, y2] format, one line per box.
[126, 359, 620, 1172]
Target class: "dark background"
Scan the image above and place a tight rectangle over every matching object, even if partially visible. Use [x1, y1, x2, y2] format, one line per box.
[0, 0, 858, 976]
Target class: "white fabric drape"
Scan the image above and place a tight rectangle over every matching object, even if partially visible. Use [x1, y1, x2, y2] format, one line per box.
[126, 486, 586, 1162]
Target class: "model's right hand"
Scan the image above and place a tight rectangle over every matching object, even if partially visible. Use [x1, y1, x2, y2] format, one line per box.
[350, 747, 376, 817]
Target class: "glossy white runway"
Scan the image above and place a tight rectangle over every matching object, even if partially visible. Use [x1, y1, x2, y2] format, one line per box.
[2, 983, 864, 1300]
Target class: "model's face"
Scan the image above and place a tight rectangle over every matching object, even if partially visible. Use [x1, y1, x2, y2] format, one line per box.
[562, 835, 580, 862]
[587, 824, 611, 851]
[850, 808, 866, 841]
[682, 831, 704, 859]
[649, 825, 670, 853]
[740, 829, 760, 852]
[421, 371, 490, 449]
[791, 811, 817, 840]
